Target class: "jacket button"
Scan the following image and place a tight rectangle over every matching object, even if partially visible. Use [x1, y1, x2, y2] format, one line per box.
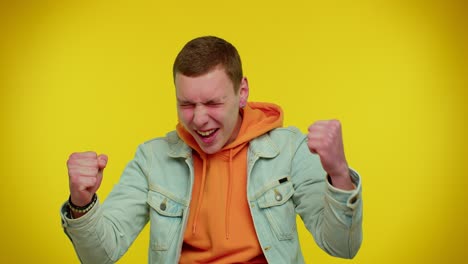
[275, 194, 282, 201]
[274, 189, 282, 201]
[349, 196, 358, 204]
[160, 202, 167, 211]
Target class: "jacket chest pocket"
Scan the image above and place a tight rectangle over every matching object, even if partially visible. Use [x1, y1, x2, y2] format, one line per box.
[257, 180, 296, 240]
[147, 190, 185, 251]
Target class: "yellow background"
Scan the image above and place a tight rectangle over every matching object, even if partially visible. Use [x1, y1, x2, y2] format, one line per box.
[1, 0, 467, 263]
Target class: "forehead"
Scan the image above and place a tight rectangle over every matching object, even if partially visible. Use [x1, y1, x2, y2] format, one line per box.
[175, 67, 234, 101]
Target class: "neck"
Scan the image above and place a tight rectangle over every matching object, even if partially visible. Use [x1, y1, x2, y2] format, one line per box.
[226, 112, 243, 146]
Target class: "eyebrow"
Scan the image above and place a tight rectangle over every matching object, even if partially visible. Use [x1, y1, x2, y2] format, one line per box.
[177, 96, 227, 105]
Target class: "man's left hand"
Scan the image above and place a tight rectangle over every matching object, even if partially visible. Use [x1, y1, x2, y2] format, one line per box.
[307, 120, 355, 190]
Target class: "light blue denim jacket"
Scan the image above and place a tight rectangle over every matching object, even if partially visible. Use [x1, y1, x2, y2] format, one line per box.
[61, 127, 363, 263]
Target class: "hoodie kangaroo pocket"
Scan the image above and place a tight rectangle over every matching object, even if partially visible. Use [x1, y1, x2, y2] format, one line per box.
[147, 190, 184, 251]
[257, 180, 296, 240]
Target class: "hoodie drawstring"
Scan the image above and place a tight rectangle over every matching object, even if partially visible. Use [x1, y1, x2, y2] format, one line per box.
[192, 150, 234, 240]
[225, 148, 234, 240]
[190, 149, 235, 239]
[192, 157, 207, 234]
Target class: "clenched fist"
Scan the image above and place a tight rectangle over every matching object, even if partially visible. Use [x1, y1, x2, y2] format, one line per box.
[307, 120, 354, 190]
[67, 151, 108, 207]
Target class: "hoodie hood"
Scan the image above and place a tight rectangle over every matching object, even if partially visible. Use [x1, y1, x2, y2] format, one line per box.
[176, 101, 283, 156]
[176, 102, 283, 260]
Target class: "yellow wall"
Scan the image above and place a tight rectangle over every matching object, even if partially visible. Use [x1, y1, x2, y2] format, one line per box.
[1, 1, 466, 263]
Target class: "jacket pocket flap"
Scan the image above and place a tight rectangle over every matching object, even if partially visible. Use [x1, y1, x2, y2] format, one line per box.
[147, 190, 184, 217]
[258, 181, 294, 208]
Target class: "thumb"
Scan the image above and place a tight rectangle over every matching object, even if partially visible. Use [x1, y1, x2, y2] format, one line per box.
[306, 140, 318, 154]
[97, 154, 108, 170]
[309, 148, 318, 154]
[92, 154, 107, 192]
[96, 154, 108, 179]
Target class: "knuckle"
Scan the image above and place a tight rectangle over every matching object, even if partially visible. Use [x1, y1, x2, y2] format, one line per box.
[82, 151, 97, 158]
[68, 167, 77, 176]
[69, 152, 88, 160]
[69, 175, 80, 186]
[90, 177, 97, 185]
[69, 152, 78, 161]
[330, 119, 341, 128]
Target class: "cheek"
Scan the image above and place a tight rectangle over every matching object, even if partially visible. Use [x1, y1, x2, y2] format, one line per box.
[178, 109, 193, 124]
[217, 107, 237, 128]
[209, 109, 226, 125]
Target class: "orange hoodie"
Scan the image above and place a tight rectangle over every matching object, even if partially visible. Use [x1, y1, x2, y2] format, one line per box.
[176, 102, 283, 264]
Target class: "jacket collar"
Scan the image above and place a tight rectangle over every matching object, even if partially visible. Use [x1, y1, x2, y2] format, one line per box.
[166, 130, 280, 159]
[248, 133, 280, 158]
[166, 131, 192, 158]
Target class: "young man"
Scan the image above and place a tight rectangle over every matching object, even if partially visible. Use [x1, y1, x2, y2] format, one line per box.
[61, 36, 363, 263]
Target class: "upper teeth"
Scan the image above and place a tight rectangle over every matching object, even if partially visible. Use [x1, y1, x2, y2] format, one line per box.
[197, 129, 215, 136]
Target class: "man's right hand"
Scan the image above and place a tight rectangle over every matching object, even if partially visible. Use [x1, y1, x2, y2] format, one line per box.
[67, 151, 108, 207]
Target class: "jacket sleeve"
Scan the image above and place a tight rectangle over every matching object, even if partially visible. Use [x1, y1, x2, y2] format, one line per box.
[60, 144, 151, 263]
[291, 135, 363, 259]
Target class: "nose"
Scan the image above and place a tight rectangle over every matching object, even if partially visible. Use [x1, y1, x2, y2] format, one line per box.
[193, 104, 208, 127]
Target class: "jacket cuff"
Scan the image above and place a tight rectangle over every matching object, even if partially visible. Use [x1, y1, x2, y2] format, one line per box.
[326, 168, 361, 210]
[60, 196, 101, 229]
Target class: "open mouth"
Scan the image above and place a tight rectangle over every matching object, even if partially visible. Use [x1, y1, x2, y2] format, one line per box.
[196, 129, 217, 137]
[196, 128, 219, 143]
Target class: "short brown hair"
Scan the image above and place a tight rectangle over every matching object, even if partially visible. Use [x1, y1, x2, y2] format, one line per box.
[173, 36, 243, 91]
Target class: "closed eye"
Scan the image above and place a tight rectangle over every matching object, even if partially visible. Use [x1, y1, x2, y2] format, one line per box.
[178, 103, 194, 109]
[207, 102, 224, 107]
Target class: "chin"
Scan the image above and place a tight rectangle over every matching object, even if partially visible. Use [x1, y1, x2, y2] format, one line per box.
[202, 147, 220, 155]
[200, 144, 223, 155]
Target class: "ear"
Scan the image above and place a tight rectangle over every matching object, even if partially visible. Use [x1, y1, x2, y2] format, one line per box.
[238, 77, 249, 108]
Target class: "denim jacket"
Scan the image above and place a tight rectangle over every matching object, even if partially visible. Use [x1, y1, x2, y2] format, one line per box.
[61, 127, 363, 263]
